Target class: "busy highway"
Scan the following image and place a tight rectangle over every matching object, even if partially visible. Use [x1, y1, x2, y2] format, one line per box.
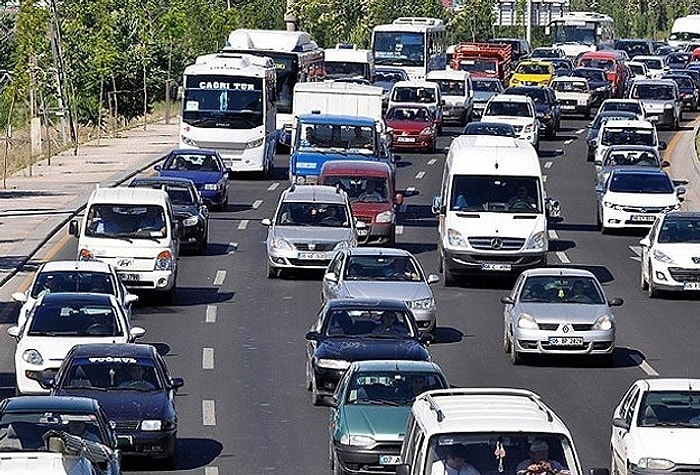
[0, 108, 696, 474]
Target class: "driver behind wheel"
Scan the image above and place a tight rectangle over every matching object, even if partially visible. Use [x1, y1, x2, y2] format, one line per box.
[508, 186, 536, 209]
[516, 440, 567, 475]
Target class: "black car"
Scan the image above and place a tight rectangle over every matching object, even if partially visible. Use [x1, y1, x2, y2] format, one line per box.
[48, 343, 184, 468]
[613, 39, 654, 58]
[540, 58, 574, 77]
[666, 52, 691, 69]
[305, 298, 432, 406]
[586, 111, 640, 161]
[663, 73, 700, 111]
[504, 86, 561, 139]
[129, 176, 209, 254]
[572, 67, 611, 105]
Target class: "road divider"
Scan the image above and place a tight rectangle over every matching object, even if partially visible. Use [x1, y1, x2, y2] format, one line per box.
[226, 242, 237, 255]
[205, 467, 219, 475]
[629, 353, 659, 376]
[238, 220, 249, 230]
[267, 182, 280, 191]
[555, 251, 570, 264]
[252, 200, 263, 209]
[415, 171, 425, 180]
[202, 400, 216, 426]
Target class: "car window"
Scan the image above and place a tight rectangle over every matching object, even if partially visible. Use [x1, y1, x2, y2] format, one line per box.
[85, 204, 167, 239]
[62, 356, 162, 391]
[601, 128, 655, 147]
[345, 370, 446, 405]
[323, 308, 414, 337]
[604, 150, 659, 167]
[276, 202, 350, 227]
[637, 390, 700, 427]
[165, 153, 221, 172]
[519, 275, 605, 304]
[0, 412, 106, 447]
[609, 173, 673, 193]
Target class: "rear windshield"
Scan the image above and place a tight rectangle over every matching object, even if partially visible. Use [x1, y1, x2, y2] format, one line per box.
[391, 86, 436, 103]
[31, 271, 117, 299]
[484, 101, 532, 118]
[579, 58, 614, 71]
[601, 128, 655, 147]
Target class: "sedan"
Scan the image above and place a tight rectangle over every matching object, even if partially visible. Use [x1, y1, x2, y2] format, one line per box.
[304, 298, 432, 405]
[611, 378, 700, 475]
[586, 111, 640, 161]
[322, 247, 440, 331]
[462, 121, 515, 137]
[129, 176, 210, 254]
[49, 343, 184, 468]
[595, 145, 669, 187]
[385, 106, 437, 153]
[501, 267, 623, 365]
[155, 148, 230, 210]
[503, 86, 561, 139]
[7, 292, 146, 395]
[322, 360, 448, 475]
[640, 211, 700, 297]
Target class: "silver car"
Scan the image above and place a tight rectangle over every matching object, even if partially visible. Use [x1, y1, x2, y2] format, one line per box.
[628, 79, 682, 129]
[322, 247, 440, 331]
[595, 145, 669, 187]
[501, 268, 623, 365]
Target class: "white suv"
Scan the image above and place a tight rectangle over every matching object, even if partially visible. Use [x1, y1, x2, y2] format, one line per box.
[594, 119, 665, 165]
[481, 94, 539, 149]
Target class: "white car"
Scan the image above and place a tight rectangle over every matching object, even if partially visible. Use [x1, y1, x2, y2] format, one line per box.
[11, 260, 138, 329]
[7, 292, 145, 395]
[596, 168, 684, 233]
[597, 99, 646, 120]
[640, 211, 700, 297]
[626, 61, 650, 80]
[611, 378, 700, 475]
[387, 81, 444, 132]
[550, 76, 592, 118]
[631, 55, 669, 78]
[481, 94, 539, 149]
[594, 119, 664, 165]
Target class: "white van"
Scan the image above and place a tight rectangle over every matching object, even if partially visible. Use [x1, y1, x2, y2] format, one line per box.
[69, 187, 179, 302]
[388, 81, 444, 132]
[396, 388, 586, 475]
[432, 136, 558, 285]
[426, 70, 474, 125]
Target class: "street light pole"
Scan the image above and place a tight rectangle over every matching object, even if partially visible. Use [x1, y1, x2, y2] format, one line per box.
[526, 0, 532, 46]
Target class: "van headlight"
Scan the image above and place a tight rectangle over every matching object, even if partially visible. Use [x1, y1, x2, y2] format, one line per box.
[316, 359, 350, 370]
[637, 459, 674, 471]
[22, 349, 43, 365]
[183, 216, 199, 227]
[653, 249, 675, 264]
[375, 210, 394, 223]
[340, 434, 376, 447]
[526, 231, 546, 250]
[447, 228, 467, 247]
[155, 250, 174, 271]
[246, 137, 264, 149]
[593, 314, 614, 331]
[517, 313, 538, 329]
[181, 135, 196, 146]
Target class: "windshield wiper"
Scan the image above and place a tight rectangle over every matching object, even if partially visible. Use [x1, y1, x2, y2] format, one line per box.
[65, 385, 106, 391]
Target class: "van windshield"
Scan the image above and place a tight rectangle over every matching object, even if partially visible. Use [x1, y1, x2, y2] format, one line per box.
[320, 176, 390, 203]
[85, 204, 167, 239]
[450, 176, 542, 213]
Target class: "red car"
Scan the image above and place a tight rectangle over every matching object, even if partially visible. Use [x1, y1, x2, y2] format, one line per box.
[385, 106, 438, 153]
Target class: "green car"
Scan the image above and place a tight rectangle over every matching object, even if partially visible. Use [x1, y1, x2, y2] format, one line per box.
[321, 359, 449, 475]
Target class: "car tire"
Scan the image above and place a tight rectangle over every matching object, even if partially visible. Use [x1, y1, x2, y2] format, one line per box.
[267, 263, 279, 279]
[673, 115, 680, 130]
[387, 229, 396, 246]
[162, 285, 176, 305]
[534, 139, 540, 152]
[584, 107, 591, 120]
[596, 210, 603, 231]
[546, 126, 556, 140]
[305, 359, 313, 391]
[311, 374, 322, 406]
[333, 451, 346, 475]
[640, 264, 649, 290]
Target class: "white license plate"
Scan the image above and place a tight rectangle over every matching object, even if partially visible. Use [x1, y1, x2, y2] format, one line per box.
[548, 337, 584, 346]
[397, 137, 416, 143]
[481, 263, 512, 271]
[631, 214, 656, 222]
[357, 229, 368, 236]
[298, 252, 326, 260]
[119, 273, 140, 282]
[379, 455, 402, 465]
[683, 282, 700, 290]
[561, 105, 576, 110]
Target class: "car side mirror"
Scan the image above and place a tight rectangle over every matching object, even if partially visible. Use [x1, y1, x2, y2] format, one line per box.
[394, 193, 404, 206]
[420, 332, 434, 344]
[427, 273, 440, 285]
[305, 330, 322, 341]
[39, 376, 55, 390]
[11, 292, 27, 304]
[129, 326, 146, 339]
[394, 154, 402, 161]
[125, 293, 139, 305]
[68, 219, 80, 237]
[661, 160, 670, 167]
[676, 186, 687, 197]
[608, 297, 624, 306]
[320, 395, 338, 408]
[658, 141, 667, 150]
[7, 326, 20, 338]
[500, 296, 515, 305]
[154, 164, 162, 171]
[170, 377, 184, 390]
[612, 417, 630, 431]
[431, 196, 443, 215]
[595, 185, 605, 194]
[639, 237, 651, 247]
[324, 272, 338, 283]
[261, 218, 272, 226]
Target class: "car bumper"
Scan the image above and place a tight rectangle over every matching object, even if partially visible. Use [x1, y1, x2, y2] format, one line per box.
[645, 109, 675, 127]
[601, 208, 665, 229]
[649, 261, 700, 291]
[117, 269, 177, 292]
[180, 222, 206, 248]
[313, 366, 345, 396]
[219, 147, 267, 172]
[391, 136, 434, 151]
[408, 308, 436, 331]
[118, 430, 177, 459]
[513, 328, 615, 355]
[199, 189, 226, 207]
[267, 249, 338, 271]
[442, 105, 465, 121]
[356, 223, 394, 245]
[334, 441, 402, 475]
[443, 248, 547, 275]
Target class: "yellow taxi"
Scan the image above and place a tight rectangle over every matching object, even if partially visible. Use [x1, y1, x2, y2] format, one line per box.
[509, 61, 554, 87]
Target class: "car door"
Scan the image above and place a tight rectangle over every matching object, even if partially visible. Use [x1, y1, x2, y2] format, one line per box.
[330, 368, 352, 444]
[612, 384, 640, 474]
[322, 251, 346, 302]
[504, 274, 526, 336]
[640, 218, 660, 280]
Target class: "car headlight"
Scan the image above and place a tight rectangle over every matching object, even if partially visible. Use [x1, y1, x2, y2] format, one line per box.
[183, 216, 199, 227]
[526, 231, 546, 250]
[181, 135, 196, 146]
[246, 137, 264, 149]
[524, 124, 534, 133]
[653, 248, 675, 264]
[666, 203, 682, 211]
[140, 420, 162, 431]
[154, 250, 174, 271]
[204, 183, 220, 191]
[334, 241, 350, 250]
[340, 434, 376, 447]
[637, 458, 675, 471]
[22, 349, 43, 365]
[517, 313, 538, 330]
[419, 126, 434, 136]
[593, 314, 614, 331]
[664, 103, 673, 109]
[603, 201, 623, 210]
[407, 297, 435, 311]
[375, 210, 393, 223]
[316, 358, 350, 370]
[447, 228, 467, 247]
[271, 238, 293, 250]
[511, 79, 520, 85]
[594, 86, 608, 92]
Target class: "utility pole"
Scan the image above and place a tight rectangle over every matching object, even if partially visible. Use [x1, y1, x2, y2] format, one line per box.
[48, 0, 77, 152]
[526, 0, 532, 46]
[284, 0, 297, 32]
[28, 55, 36, 177]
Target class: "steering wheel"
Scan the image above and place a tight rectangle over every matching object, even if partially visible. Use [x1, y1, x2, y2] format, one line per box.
[86, 323, 112, 335]
[511, 201, 534, 210]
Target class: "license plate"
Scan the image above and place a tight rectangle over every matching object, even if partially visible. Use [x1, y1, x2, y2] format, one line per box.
[397, 137, 415, 143]
[548, 337, 584, 346]
[481, 263, 512, 271]
[298, 252, 326, 260]
[631, 214, 656, 222]
[119, 273, 140, 282]
[379, 455, 402, 465]
[357, 228, 368, 236]
[683, 282, 700, 290]
[562, 105, 575, 110]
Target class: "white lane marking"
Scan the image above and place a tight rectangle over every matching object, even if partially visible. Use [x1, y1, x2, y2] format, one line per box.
[396, 225, 404, 235]
[556, 251, 570, 264]
[427, 158, 437, 166]
[202, 400, 216, 426]
[205, 305, 217, 323]
[543, 175, 548, 183]
[203, 348, 214, 370]
[213, 270, 226, 286]
[548, 230, 559, 240]
[405, 186, 416, 195]
[415, 171, 426, 180]
[205, 467, 219, 475]
[630, 353, 660, 376]
[564, 139, 574, 145]
[226, 242, 238, 254]
[238, 220, 249, 230]
[398, 204, 407, 213]
[267, 182, 280, 191]
[252, 200, 263, 209]
[544, 161, 553, 169]
[576, 128, 586, 135]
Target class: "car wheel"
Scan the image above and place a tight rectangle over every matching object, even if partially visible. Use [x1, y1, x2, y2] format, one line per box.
[333, 450, 346, 475]
[305, 359, 313, 391]
[674, 115, 680, 130]
[503, 325, 511, 353]
[437, 250, 443, 273]
[510, 337, 523, 365]
[584, 107, 591, 120]
[161, 285, 176, 305]
[311, 374, 322, 406]
[267, 263, 279, 279]
[596, 209, 603, 231]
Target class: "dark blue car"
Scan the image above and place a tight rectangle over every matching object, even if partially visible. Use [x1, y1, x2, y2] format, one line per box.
[572, 67, 612, 105]
[48, 343, 184, 469]
[156, 149, 230, 211]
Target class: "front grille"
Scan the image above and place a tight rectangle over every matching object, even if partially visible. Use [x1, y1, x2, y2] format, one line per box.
[287, 259, 329, 267]
[512, 125, 524, 133]
[468, 237, 525, 251]
[114, 420, 139, 431]
[572, 324, 593, 331]
[540, 342, 591, 351]
[197, 140, 245, 152]
[621, 206, 664, 213]
[669, 268, 700, 282]
[294, 243, 336, 251]
[538, 323, 558, 331]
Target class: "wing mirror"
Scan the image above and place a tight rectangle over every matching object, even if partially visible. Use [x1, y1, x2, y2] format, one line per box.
[612, 417, 630, 431]
[639, 237, 651, 247]
[394, 193, 404, 206]
[420, 332, 434, 344]
[323, 272, 338, 283]
[7, 326, 20, 338]
[261, 218, 272, 226]
[39, 376, 55, 390]
[594, 160, 603, 166]
[431, 196, 444, 215]
[320, 395, 338, 408]
[658, 141, 667, 150]
[170, 377, 184, 390]
[545, 197, 561, 218]
[676, 186, 687, 197]
[500, 296, 515, 305]
[11, 292, 27, 304]
[427, 273, 440, 285]
[154, 164, 162, 171]
[129, 327, 146, 339]
[68, 219, 80, 237]
[125, 293, 139, 305]
[608, 297, 624, 307]
[305, 330, 322, 341]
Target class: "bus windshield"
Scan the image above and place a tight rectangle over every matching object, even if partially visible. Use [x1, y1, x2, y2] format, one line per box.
[266, 53, 296, 115]
[182, 75, 263, 129]
[374, 31, 424, 67]
[551, 23, 597, 45]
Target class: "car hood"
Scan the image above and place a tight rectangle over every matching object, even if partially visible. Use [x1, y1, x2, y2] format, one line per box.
[586, 79, 608, 90]
[158, 170, 222, 186]
[443, 95, 466, 106]
[56, 389, 168, 422]
[271, 226, 355, 243]
[518, 302, 611, 323]
[655, 243, 700, 266]
[603, 191, 679, 207]
[173, 204, 199, 219]
[315, 337, 430, 362]
[351, 202, 393, 218]
[481, 115, 535, 126]
[0, 452, 94, 474]
[341, 405, 410, 442]
[386, 120, 432, 133]
[638, 99, 674, 111]
[339, 281, 432, 302]
[630, 427, 700, 462]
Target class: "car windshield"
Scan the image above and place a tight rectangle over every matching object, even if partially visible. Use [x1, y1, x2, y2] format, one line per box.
[520, 275, 605, 304]
[30, 271, 116, 299]
[579, 58, 614, 71]
[515, 63, 550, 75]
[667, 76, 694, 89]
[628, 64, 646, 75]
[507, 88, 546, 103]
[62, 356, 162, 392]
[323, 308, 414, 337]
[275, 202, 350, 227]
[164, 152, 221, 172]
[657, 218, 700, 243]
[603, 150, 660, 167]
[592, 113, 638, 130]
[632, 84, 675, 100]
[637, 391, 700, 427]
[552, 81, 587, 93]
[430, 79, 465, 96]
[131, 182, 196, 205]
[320, 176, 389, 203]
[463, 122, 515, 137]
[573, 69, 605, 81]
[484, 101, 532, 118]
[609, 173, 673, 193]
[601, 128, 655, 147]
[532, 49, 559, 58]
[386, 106, 433, 123]
[391, 86, 436, 103]
[345, 371, 445, 405]
[601, 102, 641, 114]
[28, 302, 121, 337]
[85, 204, 167, 239]
[296, 123, 376, 154]
[344, 255, 422, 282]
[450, 175, 542, 213]
[473, 79, 502, 92]
[0, 413, 105, 450]
[638, 58, 663, 69]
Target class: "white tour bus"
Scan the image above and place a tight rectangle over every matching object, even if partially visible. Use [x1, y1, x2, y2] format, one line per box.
[546, 12, 614, 59]
[371, 17, 447, 81]
[180, 52, 277, 175]
[323, 45, 375, 82]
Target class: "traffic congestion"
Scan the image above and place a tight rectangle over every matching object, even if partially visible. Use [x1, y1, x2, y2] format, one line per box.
[1, 11, 700, 475]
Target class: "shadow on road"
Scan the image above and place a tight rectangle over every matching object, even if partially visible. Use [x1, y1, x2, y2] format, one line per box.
[122, 437, 223, 471]
[432, 326, 464, 344]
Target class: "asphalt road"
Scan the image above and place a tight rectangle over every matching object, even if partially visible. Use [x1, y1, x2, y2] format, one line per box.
[1, 110, 699, 475]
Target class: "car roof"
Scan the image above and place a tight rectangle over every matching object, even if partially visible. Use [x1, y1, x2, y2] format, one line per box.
[39, 260, 114, 273]
[349, 360, 444, 373]
[520, 267, 597, 278]
[38, 292, 117, 305]
[327, 298, 410, 311]
[632, 78, 677, 86]
[448, 136, 540, 175]
[637, 378, 700, 391]
[488, 94, 533, 103]
[297, 114, 376, 126]
[3, 396, 100, 413]
[281, 185, 348, 204]
[169, 148, 219, 156]
[130, 176, 196, 187]
[602, 99, 641, 104]
[345, 247, 413, 257]
[601, 119, 654, 129]
[393, 81, 439, 89]
[320, 160, 392, 177]
[426, 70, 469, 80]
[610, 167, 668, 176]
[69, 343, 157, 359]
[605, 145, 658, 152]
[88, 187, 169, 206]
